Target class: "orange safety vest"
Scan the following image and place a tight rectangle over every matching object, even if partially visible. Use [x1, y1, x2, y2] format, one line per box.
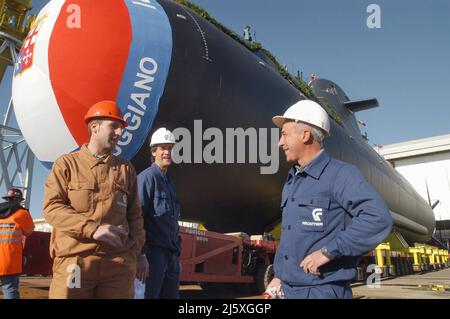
[0, 208, 35, 276]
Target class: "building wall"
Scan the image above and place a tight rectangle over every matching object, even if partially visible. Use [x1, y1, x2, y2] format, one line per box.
[393, 151, 450, 221]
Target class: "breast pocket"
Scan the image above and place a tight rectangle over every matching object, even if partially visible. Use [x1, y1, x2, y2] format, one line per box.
[68, 181, 94, 213]
[113, 181, 129, 214]
[297, 196, 330, 232]
[154, 191, 172, 217]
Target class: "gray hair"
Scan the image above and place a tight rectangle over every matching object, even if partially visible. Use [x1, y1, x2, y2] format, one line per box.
[295, 121, 325, 147]
[150, 146, 157, 162]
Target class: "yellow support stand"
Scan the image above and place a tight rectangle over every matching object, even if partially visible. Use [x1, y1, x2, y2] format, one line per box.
[436, 252, 441, 268]
[375, 242, 391, 277]
[373, 230, 448, 277]
[376, 246, 384, 267]
[433, 249, 440, 269]
[385, 230, 413, 276]
[429, 248, 437, 270]
[386, 249, 392, 268]
[408, 246, 425, 272]
[424, 247, 432, 270]
[439, 250, 447, 268]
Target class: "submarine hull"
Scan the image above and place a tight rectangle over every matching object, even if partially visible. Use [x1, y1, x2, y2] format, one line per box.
[135, 0, 435, 242]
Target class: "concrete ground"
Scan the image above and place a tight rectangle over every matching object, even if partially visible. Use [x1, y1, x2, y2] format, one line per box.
[1, 268, 449, 299]
[352, 267, 450, 299]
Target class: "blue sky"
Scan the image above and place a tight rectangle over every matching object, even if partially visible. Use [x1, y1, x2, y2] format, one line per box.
[1, 0, 449, 218]
[191, 0, 450, 143]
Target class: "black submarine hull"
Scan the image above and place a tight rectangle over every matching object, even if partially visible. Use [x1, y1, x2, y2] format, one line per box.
[131, 0, 435, 243]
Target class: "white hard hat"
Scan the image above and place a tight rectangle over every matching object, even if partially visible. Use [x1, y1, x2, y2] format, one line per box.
[149, 127, 176, 147]
[272, 100, 330, 136]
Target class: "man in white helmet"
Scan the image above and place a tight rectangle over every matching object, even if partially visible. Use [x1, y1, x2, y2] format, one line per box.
[267, 100, 392, 299]
[137, 128, 181, 299]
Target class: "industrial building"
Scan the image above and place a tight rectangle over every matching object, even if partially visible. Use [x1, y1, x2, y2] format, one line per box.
[379, 134, 450, 249]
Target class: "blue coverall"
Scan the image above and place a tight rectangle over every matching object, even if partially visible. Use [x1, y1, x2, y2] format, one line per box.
[137, 163, 181, 299]
[274, 150, 393, 299]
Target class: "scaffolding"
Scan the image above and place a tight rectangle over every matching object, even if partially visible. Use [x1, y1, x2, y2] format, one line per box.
[0, 0, 35, 207]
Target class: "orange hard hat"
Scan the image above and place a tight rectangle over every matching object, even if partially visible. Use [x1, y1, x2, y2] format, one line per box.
[84, 100, 128, 127]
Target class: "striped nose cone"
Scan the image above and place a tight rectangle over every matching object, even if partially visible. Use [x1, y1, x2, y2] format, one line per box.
[12, 0, 172, 163]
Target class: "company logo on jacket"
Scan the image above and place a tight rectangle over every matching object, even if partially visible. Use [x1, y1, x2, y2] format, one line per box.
[302, 208, 323, 227]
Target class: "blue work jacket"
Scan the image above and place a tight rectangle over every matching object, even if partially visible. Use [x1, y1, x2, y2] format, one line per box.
[274, 150, 393, 286]
[137, 163, 181, 254]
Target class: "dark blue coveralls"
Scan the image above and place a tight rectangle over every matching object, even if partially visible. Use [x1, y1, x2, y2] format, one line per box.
[137, 163, 181, 299]
[274, 150, 393, 299]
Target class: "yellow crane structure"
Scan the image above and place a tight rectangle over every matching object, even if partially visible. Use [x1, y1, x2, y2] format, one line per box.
[0, 0, 35, 81]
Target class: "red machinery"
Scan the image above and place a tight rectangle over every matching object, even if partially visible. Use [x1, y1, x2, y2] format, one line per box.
[23, 231, 52, 276]
[179, 226, 277, 292]
[20, 227, 277, 292]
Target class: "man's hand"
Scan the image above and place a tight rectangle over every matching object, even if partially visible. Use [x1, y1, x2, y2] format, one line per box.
[264, 277, 284, 299]
[92, 224, 128, 247]
[136, 255, 149, 283]
[266, 277, 281, 290]
[299, 249, 331, 275]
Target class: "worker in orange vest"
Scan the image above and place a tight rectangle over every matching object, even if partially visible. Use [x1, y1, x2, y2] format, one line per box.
[0, 188, 34, 299]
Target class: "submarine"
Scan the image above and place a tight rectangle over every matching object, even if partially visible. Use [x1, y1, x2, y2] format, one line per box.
[11, 0, 435, 243]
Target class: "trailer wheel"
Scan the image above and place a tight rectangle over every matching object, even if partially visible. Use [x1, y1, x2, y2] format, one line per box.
[254, 263, 274, 293]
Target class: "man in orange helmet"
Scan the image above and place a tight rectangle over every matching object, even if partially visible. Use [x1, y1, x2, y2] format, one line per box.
[43, 100, 147, 299]
[0, 188, 34, 299]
